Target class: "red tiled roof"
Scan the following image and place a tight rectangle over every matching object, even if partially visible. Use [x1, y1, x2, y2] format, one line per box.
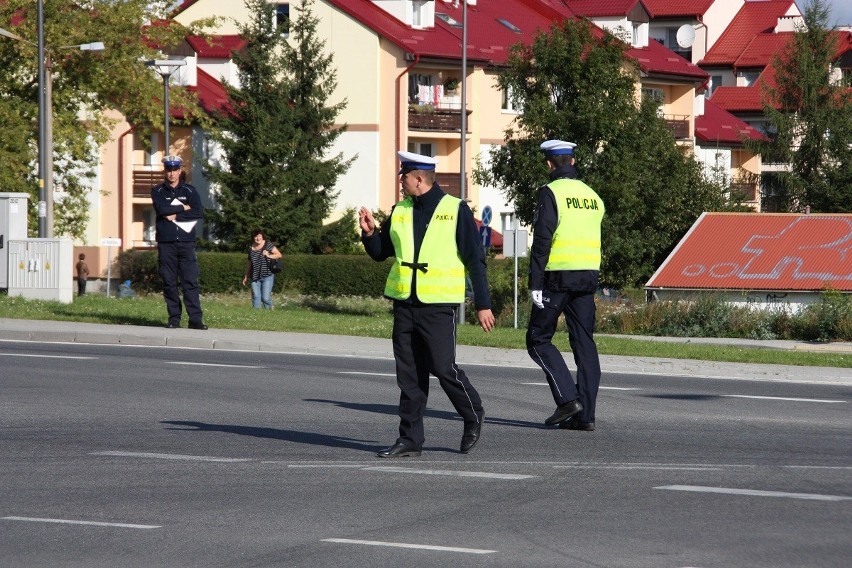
[186, 35, 246, 59]
[642, 0, 715, 18]
[646, 213, 852, 292]
[695, 98, 765, 144]
[734, 32, 793, 68]
[700, 0, 798, 66]
[629, 37, 707, 80]
[562, 0, 644, 17]
[185, 67, 232, 116]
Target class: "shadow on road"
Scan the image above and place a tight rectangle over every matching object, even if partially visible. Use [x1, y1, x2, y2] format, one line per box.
[161, 420, 381, 452]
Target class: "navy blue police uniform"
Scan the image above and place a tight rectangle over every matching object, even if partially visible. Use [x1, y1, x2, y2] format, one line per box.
[362, 154, 492, 455]
[527, 141, 603, 430]
[150, 157, 206, 329]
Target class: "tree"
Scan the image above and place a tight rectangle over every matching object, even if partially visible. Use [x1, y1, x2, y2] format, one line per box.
[476, 19, 724, 288]
[747, 0, 852, 212]
[205, 0, 352, 253]
[0, 0, 210, 239]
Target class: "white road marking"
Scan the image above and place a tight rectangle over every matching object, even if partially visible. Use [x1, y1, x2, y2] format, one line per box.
[1, 516, 160, 529]
[90, 451, 252, 463]
[656, 485, 852, 501]
[555, 465, 721, 471]
[337, 372, 396, 377]
[0, 353, 95, 360]
[721, 394, 845, 403]
[364, 466, 534, 480]
[284, 464, 364, 468]
[784, 465, 852, 470]
[521, 382, 640, 390]
[169, 361, 263, 369]
[321, 538, 496, 554]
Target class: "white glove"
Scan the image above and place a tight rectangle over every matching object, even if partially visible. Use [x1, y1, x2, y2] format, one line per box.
[531, 290, 544, 309]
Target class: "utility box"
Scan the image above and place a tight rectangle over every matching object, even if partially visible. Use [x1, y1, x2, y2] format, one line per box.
[0, 193, 29, 289]
[7, 238, 74, 303]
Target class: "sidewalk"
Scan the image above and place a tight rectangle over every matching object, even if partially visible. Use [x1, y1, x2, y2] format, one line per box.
[1, 318, 850, 386]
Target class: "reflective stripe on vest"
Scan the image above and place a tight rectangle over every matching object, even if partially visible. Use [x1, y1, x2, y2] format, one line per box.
[545, 179, 605, 271]
[385, 195, 466, 303]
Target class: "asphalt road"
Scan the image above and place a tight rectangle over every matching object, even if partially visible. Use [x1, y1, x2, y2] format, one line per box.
[1, 340, 850, 568]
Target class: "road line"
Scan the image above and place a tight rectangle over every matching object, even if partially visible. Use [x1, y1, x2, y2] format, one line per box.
[1, 516, 160, 529]
[721, 394, 845, 403]
[364, 466, 534, 480]
[0, 353, 96, 360]
[337, 372, 396, 377]
[321, 538, 496, 554]
[90, 451, 252, 463]
[284, 464, 365, 468]
[784, 465, 852, 470]
[169, 361, 263, 369]
[656, 485, 852, 501]
[521, 382, 639, 390]
[555, 465, 721, 471]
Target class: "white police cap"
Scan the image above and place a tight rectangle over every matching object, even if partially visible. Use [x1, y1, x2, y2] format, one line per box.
[540, 140, 576, 156]
[398, 150, 438, 173]
[162, 155, 183, 168]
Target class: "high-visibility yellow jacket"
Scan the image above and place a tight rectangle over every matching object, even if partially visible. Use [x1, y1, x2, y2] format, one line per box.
[385, 195, 466, 303]
[545, 178, 605, 271]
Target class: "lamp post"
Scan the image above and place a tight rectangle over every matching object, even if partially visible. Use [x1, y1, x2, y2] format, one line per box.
[457, 0, 470, 324]
[144, 60, 186, 157]
[0, 23, 104, 238]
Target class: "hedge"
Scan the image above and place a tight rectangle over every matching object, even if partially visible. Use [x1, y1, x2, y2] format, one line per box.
[116, 250, 528, 318]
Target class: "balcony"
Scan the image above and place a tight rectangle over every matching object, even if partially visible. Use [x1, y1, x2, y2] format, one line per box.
[729, 182, 759, 203]
[408, 105, 471, 133]
[132, 169, 164, 198]
[435, 172, 466, 198]
[663, 115, 690, 140]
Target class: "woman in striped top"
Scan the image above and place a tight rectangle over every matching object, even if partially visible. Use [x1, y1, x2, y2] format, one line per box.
[242, 229, 282, 309]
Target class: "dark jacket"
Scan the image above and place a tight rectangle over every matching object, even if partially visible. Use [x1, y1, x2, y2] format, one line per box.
[151, 181, 204, 243]
[362, 183, 492, 310]
[528, 163, 599, 294]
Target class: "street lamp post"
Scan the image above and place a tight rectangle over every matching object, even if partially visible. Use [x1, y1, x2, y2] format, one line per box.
[145, 60, 186, 157]
[0, 23, 104, 238]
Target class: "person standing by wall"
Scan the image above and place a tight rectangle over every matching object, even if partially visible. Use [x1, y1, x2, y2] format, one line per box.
[242, 229, 282, 309]
[75, 253, 89, 296]
[150, 155, 207, 330]
[359, 150, 495, 458]
[527, 140, 605, 431]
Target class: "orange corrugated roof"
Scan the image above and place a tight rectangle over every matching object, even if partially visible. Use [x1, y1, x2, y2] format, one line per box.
[646, 213, 852, 291]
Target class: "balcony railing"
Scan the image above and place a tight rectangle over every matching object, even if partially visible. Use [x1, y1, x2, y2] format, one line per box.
[663, 115, 690, 139]
[408, 105, 472, 132]
[435, 172, 465, 198]
[729, 182, 759, 202]
[133, 169, 164, 198]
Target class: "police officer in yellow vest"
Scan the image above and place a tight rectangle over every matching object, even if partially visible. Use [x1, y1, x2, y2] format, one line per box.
[528, 140, 604, 431]
[359, 151, 495, 458]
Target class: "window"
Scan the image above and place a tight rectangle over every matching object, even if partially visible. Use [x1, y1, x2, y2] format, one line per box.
[147, 133, 159, 166]
[632, 23, 641, 46]
[501, 85, 522, 113]
[708, 75, 723, 96]
[497, 18, 521, 33]
[412, 0, 427, 28]
[407, 142, 434, 158]
[738, 71, 760, 87]
[274, 3, 289, 36]
[642, 88, 665, 116]
[436, 13, 462, 28]
[409, 73, 434, 104]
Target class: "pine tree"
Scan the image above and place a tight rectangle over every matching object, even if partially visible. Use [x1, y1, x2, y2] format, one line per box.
[205, 0, 352, 252]
[747, 0, 852, 212]
[476, 19, 724, 288]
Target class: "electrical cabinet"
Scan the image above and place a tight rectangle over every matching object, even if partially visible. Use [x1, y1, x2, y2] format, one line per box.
[0, 193, 29, 289]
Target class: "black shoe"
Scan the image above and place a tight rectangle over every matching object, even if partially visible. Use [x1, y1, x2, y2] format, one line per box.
[559, 417, 596, 431]
[460, 414, 483, 454]
[166, 320, 180, 329]
[376, 442, 421, 459]
[188, 321, 208, 330]
[545, 399, 582, 425]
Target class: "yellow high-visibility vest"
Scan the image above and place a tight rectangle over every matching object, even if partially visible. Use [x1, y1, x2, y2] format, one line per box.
[385, 195, 466, 303]
[545, 178, 605, 271]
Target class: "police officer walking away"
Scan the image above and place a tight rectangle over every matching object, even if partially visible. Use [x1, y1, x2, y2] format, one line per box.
[151, 155, 207, 330]
[359, 150, 495, 458]
[527, 140, 604, 431]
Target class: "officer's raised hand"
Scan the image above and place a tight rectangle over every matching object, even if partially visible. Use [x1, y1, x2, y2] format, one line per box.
[358, 207, 376, 236]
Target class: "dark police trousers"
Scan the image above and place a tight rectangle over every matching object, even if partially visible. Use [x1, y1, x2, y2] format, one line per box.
[526, 290, 601, 423]
[392, 303, 483, 449]
[157, 241, 203, 324]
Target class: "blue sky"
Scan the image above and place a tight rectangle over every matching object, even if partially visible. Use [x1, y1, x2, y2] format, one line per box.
[798, 0, 852, 27]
